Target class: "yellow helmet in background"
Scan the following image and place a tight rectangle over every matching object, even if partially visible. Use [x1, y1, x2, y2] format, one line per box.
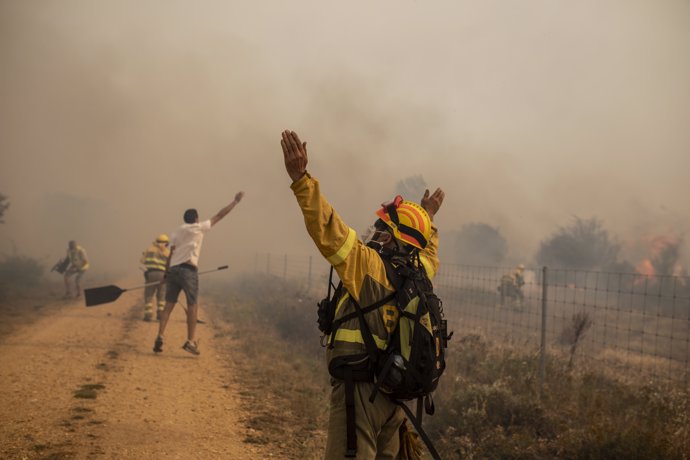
[156, 234, 169, 244]
[516, 264, 525, 272]
[375, 195, 432, 249]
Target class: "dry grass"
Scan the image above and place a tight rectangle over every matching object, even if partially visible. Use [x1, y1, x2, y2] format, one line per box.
[207, 274, 329, 459]
[428, 332, 690, 459]
[435, 280, 690, 384]
[0, 274, 67, 340]
[209, 273, 690, 460]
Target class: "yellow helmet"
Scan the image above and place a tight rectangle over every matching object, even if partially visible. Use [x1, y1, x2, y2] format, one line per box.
[375, 196, 432, 249]
[516, 264, 525, 272]
[156, 234, 169, 244]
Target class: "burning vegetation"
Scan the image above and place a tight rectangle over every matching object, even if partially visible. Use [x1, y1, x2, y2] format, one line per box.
[634, 234, 685, 278]
[535, 217, 624, 271]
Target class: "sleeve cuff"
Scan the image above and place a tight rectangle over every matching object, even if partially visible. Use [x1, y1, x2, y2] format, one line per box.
[326, 227, 357, 266]
[289, 172, 311, 192]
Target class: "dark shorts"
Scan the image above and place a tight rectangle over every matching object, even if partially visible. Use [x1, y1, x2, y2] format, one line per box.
[165, 264, 199, 305]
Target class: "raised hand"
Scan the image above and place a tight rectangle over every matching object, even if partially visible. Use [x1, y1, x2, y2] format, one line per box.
[420, 188, 445, 219]
[281, 130, 308, 182]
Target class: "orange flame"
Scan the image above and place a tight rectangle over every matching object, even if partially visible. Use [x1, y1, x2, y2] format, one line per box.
[634, 234, 685, 281]
[635, 259, 655, 277]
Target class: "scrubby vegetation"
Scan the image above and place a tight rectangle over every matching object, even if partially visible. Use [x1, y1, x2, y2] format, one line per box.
[0, 252, 63, 338]
[395, 174, 428, 201]
[210, 273, 690, 460]
[429, 334, 690, 459]
[208, 274, 328, 458]
[0, 255, 45, 292]
[448, 222, 508, 265]
[0, 255, 44, 300]
[0, 193, 9, 223]
[535, 217, 630, 271]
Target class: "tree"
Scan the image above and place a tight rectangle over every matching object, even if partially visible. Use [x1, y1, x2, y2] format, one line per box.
[535, 217, 621, 270]
[0, 194, 8, 223]
[394, 175, 427, 202]
[452, 223, 508, 265]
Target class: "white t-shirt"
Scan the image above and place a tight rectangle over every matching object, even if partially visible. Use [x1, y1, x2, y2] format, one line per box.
[169, 220, 212, 267]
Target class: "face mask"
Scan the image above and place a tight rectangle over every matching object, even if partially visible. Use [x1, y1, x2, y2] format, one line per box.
[365, 227, 391, 253]
[361, 224, 376, 243]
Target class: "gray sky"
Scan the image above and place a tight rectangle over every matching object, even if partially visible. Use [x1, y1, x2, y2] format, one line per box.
[1, 0, 688, 276]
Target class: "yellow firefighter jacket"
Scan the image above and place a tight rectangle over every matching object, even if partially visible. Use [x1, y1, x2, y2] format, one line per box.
[140, 243, 170, 272]
[291, 173, 440, 364]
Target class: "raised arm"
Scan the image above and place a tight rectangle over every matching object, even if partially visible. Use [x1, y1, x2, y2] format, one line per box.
[282, 131, 352, 262]
[210, 191, 244, 226]
[282, 130, 386, 301]
[419, 188, 445, 279]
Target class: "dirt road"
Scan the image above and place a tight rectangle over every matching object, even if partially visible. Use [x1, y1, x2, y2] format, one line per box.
[0, 294, 271, 459]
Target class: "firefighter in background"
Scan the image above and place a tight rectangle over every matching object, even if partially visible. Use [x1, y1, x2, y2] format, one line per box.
[64, 240, 89, 298]
[140, 234, 171, 321]
[499, 264, 526, 307]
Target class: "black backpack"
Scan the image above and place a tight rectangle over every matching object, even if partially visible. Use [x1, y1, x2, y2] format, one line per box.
[51, 257, 70, 274]
[317, 254, 451, 459]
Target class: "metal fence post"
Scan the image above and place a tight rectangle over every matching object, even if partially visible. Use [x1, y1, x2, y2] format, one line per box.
[539, 266, 548, 398]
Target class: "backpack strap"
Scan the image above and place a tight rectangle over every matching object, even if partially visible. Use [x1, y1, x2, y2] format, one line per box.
[397, 400, 442, 460]
[326, 266, 335, 299]
[349, 295, 381, 367]
[328, 292, 396, 349]
[335, 294, 389, 460]
[368, 352, 397, 403]
[382, 257, 404, 291]
[344, 367, 357, 458]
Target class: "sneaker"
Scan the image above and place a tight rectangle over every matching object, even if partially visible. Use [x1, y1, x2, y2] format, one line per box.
[182, 340, 200, 356]
[143, 313, 153, 322]
[153, 336, 164, 353]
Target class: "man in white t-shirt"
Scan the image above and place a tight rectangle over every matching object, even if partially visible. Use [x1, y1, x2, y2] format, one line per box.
[154, 191, 244, 355]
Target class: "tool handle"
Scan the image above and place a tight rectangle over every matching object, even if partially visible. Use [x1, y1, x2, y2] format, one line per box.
[122, 265, 229, 292]
[198, 265, 229, 275]
[121, 280, 163, 292]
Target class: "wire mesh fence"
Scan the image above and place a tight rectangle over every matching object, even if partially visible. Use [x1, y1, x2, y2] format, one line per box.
[436, 264, 690, 387]
[253, 253, 690, 387]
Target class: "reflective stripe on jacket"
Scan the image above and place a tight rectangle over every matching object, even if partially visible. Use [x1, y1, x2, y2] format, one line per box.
[140, 244, 170, 272]
[291, 173, 440, 362]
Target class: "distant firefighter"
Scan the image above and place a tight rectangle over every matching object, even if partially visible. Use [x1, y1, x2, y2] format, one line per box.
[139, 234, 171, 322]
[498, 264, 525, 307]
[64, 240, 89, 299]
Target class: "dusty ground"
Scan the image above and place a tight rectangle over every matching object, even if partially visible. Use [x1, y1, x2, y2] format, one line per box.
[0, 291, 275, 459]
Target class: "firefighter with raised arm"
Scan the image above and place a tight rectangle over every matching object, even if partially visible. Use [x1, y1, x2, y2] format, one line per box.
[139, 234, 171, 321]
[281, 130, 445, 459]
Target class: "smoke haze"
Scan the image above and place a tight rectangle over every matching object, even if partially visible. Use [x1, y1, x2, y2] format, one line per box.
[1, 0, 688, 278]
